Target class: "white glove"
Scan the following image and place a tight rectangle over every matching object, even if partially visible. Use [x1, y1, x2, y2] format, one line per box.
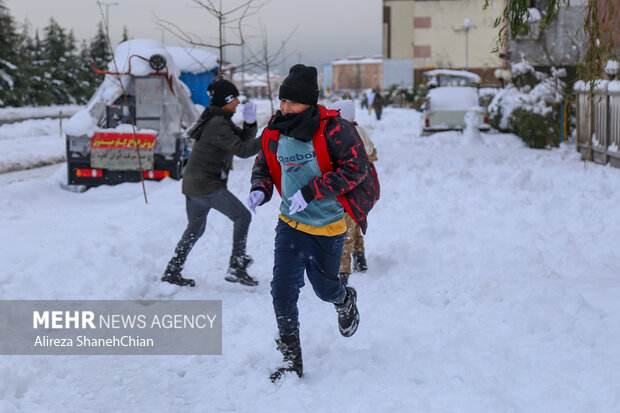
[247, 190, 265, 214]
[242, 101, 257, 123]
[288, 190, 308, 214]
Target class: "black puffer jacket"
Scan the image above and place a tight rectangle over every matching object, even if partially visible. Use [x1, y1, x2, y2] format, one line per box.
[182, 105, 260, 196]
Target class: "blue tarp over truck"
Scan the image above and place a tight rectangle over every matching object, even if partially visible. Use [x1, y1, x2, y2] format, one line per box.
[168, 47, 219, 106]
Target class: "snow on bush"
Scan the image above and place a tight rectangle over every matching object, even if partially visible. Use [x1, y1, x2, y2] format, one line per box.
[488, 57, 566, 147]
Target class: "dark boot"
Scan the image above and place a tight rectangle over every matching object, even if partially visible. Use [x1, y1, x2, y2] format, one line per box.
[161, 271, 195, 287]
[270, 332, 303, 383]
[230, 254, 254, 269]
[225, 254, 258, 286]
[339, 272, 350, 286]
[352, 252, 368, 272]
[335, 286, 359, 337]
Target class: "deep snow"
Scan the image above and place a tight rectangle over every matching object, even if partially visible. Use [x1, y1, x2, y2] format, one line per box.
[1, 101, 620, 412]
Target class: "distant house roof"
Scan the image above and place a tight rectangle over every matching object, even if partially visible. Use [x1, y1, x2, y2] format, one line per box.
[332, 56, 383, 65]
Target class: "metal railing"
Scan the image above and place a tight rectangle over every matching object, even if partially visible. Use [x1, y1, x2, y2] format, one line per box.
[0, 106, 83, 126]
[575, 80, 620, 167]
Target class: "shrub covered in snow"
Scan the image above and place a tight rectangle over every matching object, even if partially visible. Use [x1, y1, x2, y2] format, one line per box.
[508, 107, 551, 148]
[488, 58, 568, 148]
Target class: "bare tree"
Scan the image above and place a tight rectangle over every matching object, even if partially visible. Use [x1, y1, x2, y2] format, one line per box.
[244, 23, 297, 115]
[154, 0, 266, 75]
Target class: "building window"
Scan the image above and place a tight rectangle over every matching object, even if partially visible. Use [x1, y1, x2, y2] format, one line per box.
[414, 17, 431, 29]
[414, 45, 431, 58]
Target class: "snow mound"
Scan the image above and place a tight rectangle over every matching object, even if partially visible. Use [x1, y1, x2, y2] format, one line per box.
[64, 109, 97, 138]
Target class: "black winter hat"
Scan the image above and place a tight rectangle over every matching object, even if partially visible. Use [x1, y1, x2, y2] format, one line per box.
[279, 64, 319, 105]
[207, 76, 239, 107]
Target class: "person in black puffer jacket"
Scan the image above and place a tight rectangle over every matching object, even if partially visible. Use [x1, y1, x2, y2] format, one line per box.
[162, 77, 261, 288]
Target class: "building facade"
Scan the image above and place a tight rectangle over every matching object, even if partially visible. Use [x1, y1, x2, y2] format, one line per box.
[508, 0, 587, 82]
[332, 56, 383, 91]
[599, 0, 620, 58]
[383, 0, 505, 84]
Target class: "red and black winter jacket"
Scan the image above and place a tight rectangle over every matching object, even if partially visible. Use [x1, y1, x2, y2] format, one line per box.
[250, 105, 377, 234]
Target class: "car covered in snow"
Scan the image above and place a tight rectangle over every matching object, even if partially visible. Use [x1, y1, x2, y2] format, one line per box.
[422, 70, 490, 135]
[64, 39, 203, 189]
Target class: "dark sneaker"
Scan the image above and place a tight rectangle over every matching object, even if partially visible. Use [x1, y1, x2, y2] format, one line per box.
[270, 333, 303, 383]
[161, 273, 195, 287]
[339, 272, 350, 286]
[352, 252, 367, 272]
[335, 286, 359, 337]
[225, 267, 259, 286]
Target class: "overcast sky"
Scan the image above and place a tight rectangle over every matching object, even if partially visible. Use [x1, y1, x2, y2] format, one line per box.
[7, 0, 382, 71]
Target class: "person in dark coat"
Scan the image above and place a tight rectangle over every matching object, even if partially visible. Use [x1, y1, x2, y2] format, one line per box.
[161, 77, 261, 287]
[247, 64, 377, 382]
[372, 88, 384, 120]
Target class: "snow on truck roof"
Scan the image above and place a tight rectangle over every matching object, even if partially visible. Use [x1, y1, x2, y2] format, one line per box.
[65, 39, 200, 137]
[423, 69, 481, 83]
[167, 47, 219, 74]
[110, 39, 178, 77]
[108, 40, 219, 75]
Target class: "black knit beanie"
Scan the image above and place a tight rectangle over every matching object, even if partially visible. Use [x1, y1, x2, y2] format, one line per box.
[207, 76, 239, 107]
[279, 64, 319, 105]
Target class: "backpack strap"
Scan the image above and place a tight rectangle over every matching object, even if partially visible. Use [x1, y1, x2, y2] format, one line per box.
[262, 127, 282, 196]
[187, 107, 213, 141]
[311, 114, 356, 224]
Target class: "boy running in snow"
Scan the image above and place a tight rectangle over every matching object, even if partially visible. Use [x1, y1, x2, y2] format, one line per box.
[247, 64, 377, 382]
[328, 99, 379, 285]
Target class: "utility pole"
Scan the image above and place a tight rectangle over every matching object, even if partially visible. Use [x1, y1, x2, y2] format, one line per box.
[241, 41, 246, 94]
[454, 18, 476, 70]
[96, 1, 119, 30]
[281, 41, 287, 74]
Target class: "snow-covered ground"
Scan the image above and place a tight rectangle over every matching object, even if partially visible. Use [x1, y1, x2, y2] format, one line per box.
[1, 101, 620, 412]
[0, 118, 67, 173]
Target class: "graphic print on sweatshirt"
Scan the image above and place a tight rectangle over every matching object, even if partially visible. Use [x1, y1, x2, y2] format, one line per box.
[277, 134, 344, 227]
[278, 151, 316, 173]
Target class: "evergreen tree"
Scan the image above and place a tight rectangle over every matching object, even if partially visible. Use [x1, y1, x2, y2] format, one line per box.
[14, 21, 38, 106]
[90, 22, 111, 72]
[39, 18, 80, 105]
[71, 22, 111, 104]
[26, 30, 53, 106]
[36, 19, 65, 105]
[121, 25, 129, 43]
[0, 0, 23, 107]
[64, 36, 93, 104]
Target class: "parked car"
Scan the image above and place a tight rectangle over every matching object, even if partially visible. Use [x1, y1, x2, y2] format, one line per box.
[421, 70, 490, 135]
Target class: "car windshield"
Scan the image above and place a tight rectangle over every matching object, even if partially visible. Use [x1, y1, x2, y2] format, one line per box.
[437, 75, 473, 87]
[427, 87, 479, 110]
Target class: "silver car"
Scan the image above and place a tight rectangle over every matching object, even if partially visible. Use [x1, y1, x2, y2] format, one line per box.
[421, 70, 490, 135]
[423, 86, 490, 135]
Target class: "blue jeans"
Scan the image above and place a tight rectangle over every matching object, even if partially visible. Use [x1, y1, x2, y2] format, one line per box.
[271, 219, 346, 336]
